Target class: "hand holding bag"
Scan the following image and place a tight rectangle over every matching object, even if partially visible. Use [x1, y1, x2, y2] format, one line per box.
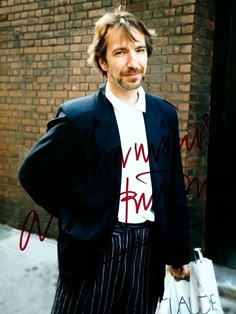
[157, 248, 224, 314]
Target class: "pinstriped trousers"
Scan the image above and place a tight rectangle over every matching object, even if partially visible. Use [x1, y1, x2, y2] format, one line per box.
[51, 222, 159, 314]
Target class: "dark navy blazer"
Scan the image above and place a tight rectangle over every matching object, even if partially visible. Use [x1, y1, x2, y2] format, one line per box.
[18, 83, 191, 289]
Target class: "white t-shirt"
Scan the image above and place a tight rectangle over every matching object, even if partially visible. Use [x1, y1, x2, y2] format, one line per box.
[105, 83, 155, 223]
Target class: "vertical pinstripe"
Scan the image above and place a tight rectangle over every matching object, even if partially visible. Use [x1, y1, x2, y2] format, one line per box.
[51, 223, 159, 314]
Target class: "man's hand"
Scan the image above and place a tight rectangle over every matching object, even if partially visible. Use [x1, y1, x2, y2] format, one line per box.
[169, 264, 189, 279]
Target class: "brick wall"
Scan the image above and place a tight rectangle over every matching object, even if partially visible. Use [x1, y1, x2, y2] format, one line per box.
[184, 0, 215, 248]
[0, 0, 215, 245]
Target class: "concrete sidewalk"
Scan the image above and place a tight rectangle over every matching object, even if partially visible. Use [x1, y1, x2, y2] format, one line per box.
[214, 264, 236, 313]
[1, 223, 236, 314]
[0, 224, 58, 314]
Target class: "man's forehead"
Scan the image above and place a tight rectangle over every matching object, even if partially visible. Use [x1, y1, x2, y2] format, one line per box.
[106, 27, 145, 46]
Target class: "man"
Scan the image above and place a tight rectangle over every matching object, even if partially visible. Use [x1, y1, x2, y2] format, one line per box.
[18, 7, 190, 314]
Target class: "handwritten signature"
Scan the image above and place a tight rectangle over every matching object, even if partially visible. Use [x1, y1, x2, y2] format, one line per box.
[19, 113, 209, 251]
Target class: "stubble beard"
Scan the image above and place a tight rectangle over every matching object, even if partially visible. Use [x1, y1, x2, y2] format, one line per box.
[116, 75, 145, 91]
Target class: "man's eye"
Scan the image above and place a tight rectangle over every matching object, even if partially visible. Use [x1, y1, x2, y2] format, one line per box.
[137, 48, 146, 53]
[115, 51, 125, 55]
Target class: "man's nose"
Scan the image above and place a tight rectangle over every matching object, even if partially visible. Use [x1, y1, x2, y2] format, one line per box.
[127, 51, 138, 67]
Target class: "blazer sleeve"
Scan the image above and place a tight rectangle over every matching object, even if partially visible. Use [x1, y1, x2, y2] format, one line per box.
[18, 110, 78, 217]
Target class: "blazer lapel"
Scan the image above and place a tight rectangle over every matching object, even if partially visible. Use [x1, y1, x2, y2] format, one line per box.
[144, 93, 170, 212]
[94, 85, 121, 153]
[93, 85, 122, 189]
[144, 93, 166, 170]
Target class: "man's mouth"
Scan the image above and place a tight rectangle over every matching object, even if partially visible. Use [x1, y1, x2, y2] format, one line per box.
[122, 69, 142, 76]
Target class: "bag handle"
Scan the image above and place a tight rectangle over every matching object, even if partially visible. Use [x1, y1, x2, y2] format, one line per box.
[193, 247, 203, 263]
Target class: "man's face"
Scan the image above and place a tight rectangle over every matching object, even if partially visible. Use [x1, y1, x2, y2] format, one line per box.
[99, 27, 148, 96]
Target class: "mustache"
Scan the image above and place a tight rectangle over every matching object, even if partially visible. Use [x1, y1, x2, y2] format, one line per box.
[121, 68, 143, 75]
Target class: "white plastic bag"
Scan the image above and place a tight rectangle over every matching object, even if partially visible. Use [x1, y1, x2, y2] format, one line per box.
[157, 249, 224, 314]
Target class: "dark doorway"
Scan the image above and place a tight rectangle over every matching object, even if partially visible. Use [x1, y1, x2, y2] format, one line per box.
[205, 0, 236, 267]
